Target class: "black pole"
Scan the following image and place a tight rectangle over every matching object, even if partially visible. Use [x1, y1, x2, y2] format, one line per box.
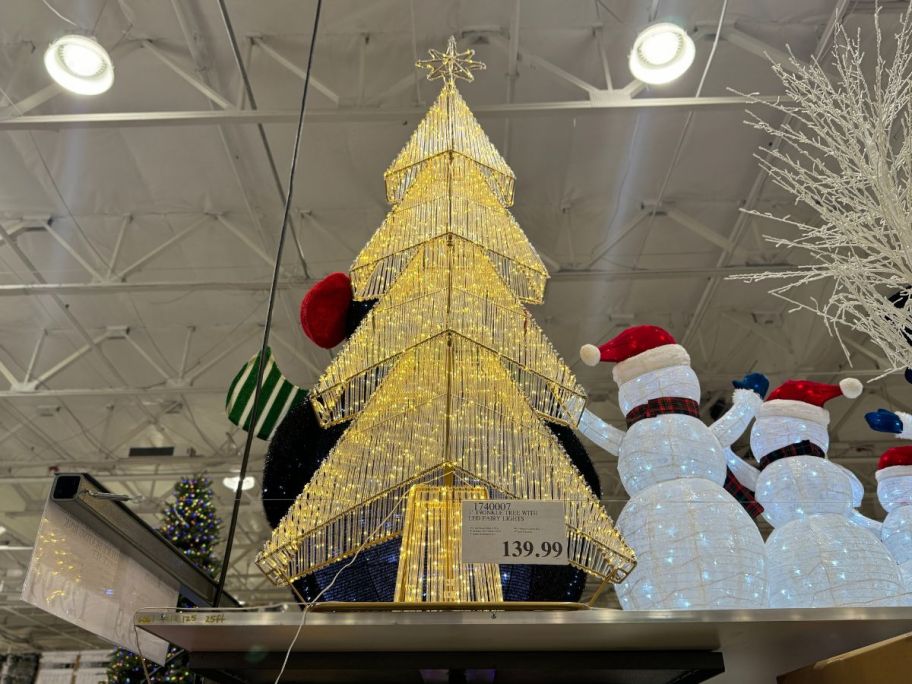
[212, 0, 323, 607]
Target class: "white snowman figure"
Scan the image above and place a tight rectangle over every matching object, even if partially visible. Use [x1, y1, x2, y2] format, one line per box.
[875, 446, 912, 604]
[752, 379, 903, 608]
[865, 407, 912, 604]
[578, 325, 768, 610]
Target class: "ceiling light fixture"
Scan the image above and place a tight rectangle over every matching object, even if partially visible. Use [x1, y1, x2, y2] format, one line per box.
[629, 22, 695, 85]
[44, 35, 114, 95]
[222, 475, 255, 492]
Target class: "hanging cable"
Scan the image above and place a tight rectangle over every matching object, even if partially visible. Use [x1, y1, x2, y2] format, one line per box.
[216, 0, 312, 278]
[213, 0, 323, 607]
[41, 0, 79, 27]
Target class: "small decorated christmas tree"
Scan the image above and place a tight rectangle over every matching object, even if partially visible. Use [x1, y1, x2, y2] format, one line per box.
[107, 475, 221, 682]
[257, 37, 635, 602]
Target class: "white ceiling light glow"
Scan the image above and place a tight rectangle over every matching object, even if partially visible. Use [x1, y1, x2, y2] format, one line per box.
[222, 475, 255, 492]
[44, 35, 114, 95]
[629, 22, 695, 85]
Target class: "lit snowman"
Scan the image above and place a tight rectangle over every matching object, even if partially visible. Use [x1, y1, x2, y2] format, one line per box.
[872, 446, 912, 605]
[579, 325, 768, 610]
[753, 379, 903, 608]
[864, 406, 912, 604]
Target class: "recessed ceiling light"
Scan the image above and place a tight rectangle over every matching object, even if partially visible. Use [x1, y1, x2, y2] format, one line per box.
[44, 35, 114, 95]
[629, 22, 696, 85]
[222, 475, 255, 492]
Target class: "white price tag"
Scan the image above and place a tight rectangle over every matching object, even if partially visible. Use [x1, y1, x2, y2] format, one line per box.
[461, 500, 568, 565]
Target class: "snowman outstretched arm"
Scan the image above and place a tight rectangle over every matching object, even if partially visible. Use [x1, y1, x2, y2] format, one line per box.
[579, 409, 625, 456]
[865, 409, 912, 440]
[709, 373, 769, 448]
[724, 447, 759, 490]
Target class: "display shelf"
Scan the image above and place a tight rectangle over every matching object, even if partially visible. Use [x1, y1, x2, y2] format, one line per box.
[135, 605, 912, 683]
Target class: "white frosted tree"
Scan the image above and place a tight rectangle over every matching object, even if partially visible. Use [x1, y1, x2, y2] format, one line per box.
[734, 4, 912, 374]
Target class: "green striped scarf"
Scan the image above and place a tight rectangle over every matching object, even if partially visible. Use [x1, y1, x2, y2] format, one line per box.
[225, 347, 308, 441]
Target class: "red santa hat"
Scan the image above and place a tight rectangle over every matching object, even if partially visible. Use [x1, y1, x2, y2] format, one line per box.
[758, 378, 862, 426]
[876, 446, 912, 482]
[299, 272, 353, 349]
[580, 325, 690, 385]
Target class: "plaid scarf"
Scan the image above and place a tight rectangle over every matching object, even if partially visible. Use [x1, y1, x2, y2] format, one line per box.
[758, 440, 825, 471]
[724, 468, 764, 519]
[625, 396, 700, 428]
[625, 395, 766, 519]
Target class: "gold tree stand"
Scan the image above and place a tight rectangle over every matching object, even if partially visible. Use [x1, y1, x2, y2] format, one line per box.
[394, 484, 503, 603]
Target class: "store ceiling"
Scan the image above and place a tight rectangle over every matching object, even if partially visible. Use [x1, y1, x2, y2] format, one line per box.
[0, 0, 905, 651]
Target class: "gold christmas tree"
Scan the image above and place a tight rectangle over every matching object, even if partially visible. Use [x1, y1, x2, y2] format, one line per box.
[257, 37, 635, 602]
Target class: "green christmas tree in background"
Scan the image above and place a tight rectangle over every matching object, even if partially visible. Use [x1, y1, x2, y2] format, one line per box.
[107, 475, 222, 683]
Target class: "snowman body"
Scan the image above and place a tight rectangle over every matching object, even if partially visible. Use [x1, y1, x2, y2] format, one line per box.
[878, 474, 912, 606]
[753, 418, 903, 608]
[614, 365, 767, 609]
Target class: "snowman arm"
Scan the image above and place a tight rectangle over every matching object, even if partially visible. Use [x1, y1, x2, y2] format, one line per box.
[848, 509, 883, 536]
[896, 411, 912, 440]
[709, 389, 764, 447]
[724, 447, 759, 491]
[578, 408, 625, 456]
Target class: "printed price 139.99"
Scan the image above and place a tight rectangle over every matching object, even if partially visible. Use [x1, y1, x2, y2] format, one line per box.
[501, 540, 563, 558]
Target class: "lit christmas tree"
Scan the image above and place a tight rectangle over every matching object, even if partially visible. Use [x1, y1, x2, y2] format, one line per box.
[257, 37, 635, 602]
[107, 475, 221, 682]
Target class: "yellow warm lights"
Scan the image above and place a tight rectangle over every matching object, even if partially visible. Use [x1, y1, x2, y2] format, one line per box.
[256, 37, 635, 598]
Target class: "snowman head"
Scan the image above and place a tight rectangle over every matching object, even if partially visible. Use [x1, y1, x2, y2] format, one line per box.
[750, 378, 862, 459]
[580, 325, 699, 411]
[877, 446, 912, 512]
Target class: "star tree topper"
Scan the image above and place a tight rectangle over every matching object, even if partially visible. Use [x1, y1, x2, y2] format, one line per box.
[417, 35, 485, 84]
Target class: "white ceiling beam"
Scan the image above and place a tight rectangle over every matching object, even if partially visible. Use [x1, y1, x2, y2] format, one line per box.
[663, 206, 750, 262]
[40, 222, 106, 282]
[366, 70, 420, 105]
[181, 326, 260, 384]
[0, 94, 790, 130]
[0, 265, 796, 297]
[115, 215, 210, 279]
[123, 334, 174, 380]
[718, 26, 811, 75]
[216, 216, 283, 271]
[581, 208, 650, 269]
[32, 332, 108, 386]
[0, 83, 61, 118]
[552, 263, 796, 280]
[502, 0, 521, 156]
[485, 32, 602, 97]
[252, 38, 340, 105]
[168, 1, 310, 278]
[721, 311, 792, 355]
[844, 336, 889, 369]
[592, 23, 613, 91]
[23, 330, 45, 385]
[106, 215, 131, 280]
[141, 41, 235, 110]
[0, 278, 307, 296]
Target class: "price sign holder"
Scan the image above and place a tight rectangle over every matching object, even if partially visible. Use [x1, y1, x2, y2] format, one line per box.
[461, 500, 568, 565]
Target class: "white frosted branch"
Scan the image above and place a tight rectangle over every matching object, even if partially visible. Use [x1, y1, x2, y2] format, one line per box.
[727, 4, 912, 373]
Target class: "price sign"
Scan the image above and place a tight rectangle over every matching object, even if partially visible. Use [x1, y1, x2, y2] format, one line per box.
[461, 500, 567, 565]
